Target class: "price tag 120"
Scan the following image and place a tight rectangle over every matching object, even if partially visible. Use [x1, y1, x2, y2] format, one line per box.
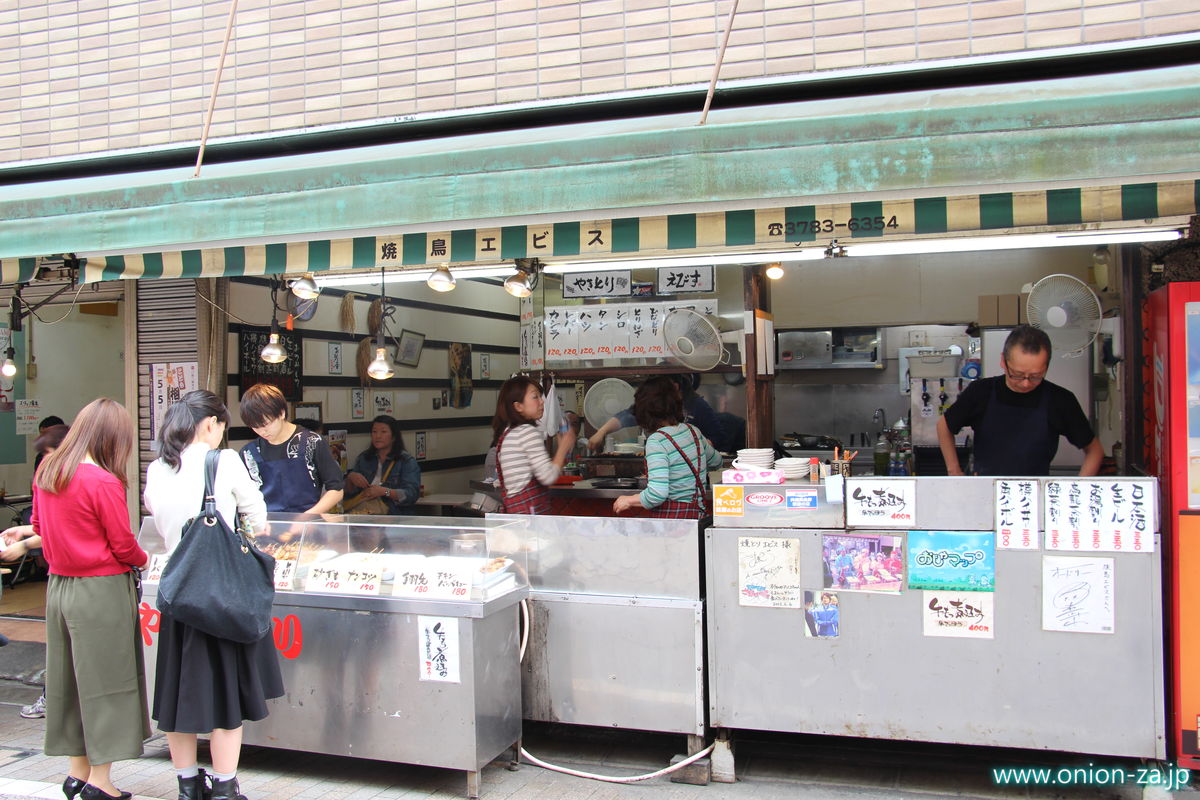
[274, 559, 297, 591]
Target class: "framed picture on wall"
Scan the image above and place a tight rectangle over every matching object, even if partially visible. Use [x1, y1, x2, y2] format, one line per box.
[350, 388, 365, 420]
[397, 329, 425, 367]
[327, 342, 343, 375]
[292, 401, 323, 428]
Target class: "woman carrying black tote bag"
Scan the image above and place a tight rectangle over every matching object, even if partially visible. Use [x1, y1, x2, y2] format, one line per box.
[144, 391, 283, 800]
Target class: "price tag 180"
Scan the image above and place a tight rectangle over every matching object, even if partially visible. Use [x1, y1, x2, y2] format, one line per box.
[142, 553, 169, 585]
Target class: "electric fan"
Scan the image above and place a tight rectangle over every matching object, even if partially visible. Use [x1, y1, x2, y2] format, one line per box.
[661, 308, 731, 371]
[582, 378, 635, 429]
[1025, 273, 1103, 357]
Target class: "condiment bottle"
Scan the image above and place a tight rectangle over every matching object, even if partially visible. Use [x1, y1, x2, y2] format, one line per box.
[809, 457, 820, 483]
[874, 436, 891, 476]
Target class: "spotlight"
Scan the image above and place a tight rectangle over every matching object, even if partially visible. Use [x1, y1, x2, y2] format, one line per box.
[367, 334, 395, 380]
[289, 273, 320, 300]
[260, 319, 287, 364]
[765, 263, 785, 280]
[426, 264, 456, 292]
[1, 347, 15, 378]
[504, 267, 533, 298]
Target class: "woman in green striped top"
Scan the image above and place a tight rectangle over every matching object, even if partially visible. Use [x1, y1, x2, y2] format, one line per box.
[613, 376, 722, 519]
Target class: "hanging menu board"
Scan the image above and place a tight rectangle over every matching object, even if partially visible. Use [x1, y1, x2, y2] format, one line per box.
[543, 300, 718, 364]
[1043, 479, 1156, 552]
[995, 479, 1039, 550]
[238, 329, 302, 400]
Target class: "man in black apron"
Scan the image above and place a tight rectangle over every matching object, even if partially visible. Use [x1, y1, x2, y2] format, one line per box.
[937, 325, 1103, 476]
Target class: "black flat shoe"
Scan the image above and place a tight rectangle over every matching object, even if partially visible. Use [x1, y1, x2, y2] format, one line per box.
[79, 784, 132, 800]
[62, 776, 86, 800]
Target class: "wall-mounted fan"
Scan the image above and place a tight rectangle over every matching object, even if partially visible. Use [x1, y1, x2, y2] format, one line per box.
[1025, 273, 1103, 358]
[662, 308, 733, 371]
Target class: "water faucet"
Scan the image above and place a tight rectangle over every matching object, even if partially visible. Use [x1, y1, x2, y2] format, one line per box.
[872, 408, 887, 428]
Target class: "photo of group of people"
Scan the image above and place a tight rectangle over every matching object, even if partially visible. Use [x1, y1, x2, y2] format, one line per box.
[804, 590, 840, 638]
[822, 533, 904, 593]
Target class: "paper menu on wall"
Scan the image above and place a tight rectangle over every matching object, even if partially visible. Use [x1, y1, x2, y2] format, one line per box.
[995, 479, 1039, 550]
[1043, 480, 1156, 552]
[1042, 555, 1114, 634]
[418, 616, 460, 683]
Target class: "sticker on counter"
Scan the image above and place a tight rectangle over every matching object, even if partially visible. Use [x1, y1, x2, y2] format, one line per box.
[418, 616, 461, 683]
[821, 533, 904, 593]
[786, 487, 819, 510]
[1042, 556, 1114, 634]
[906, 530, 995, 592]
[803, 590, 840, 638]
[713, 485, 745, 516]
[995, 479, 1039, 550]
[746, 491, 784, 507]
[737, 536, 801, 608]
[922, 591, 994, 639]
[845, 478, 916, 527]
[1044, 479, 1156, 552]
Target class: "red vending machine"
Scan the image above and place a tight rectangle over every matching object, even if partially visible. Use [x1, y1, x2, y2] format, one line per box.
[1146, 281, 1200, 769]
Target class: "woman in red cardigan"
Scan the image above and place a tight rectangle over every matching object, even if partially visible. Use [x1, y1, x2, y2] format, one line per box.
[34, 398, 149, 800]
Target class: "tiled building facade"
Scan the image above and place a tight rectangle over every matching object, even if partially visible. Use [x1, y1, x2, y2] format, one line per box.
[2, 0, 1198, 162]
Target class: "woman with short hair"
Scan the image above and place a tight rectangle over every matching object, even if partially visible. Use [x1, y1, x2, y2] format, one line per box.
[35, 398, 149, 800]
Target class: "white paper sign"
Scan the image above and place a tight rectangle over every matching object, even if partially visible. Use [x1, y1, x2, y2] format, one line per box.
[15, 399, 40, 435]
[561, 270, 632, 298]
[922, 591, 995, 638]
[142, 553, 169, 585]
[274, 559, 297, 591]
[1042, 556, 1114, 634]
[737, 536, 802, 608]
[423, 556, 474, 600]
[845, 479, 916, 527]
[303, 563, 384, 596]
[995, 480, 1039, 550]
[149, 362, 200, 443]
[1044, 479, 1156, 552]
[391, 555, 432, 597]
[418, 616, 460, 683]
[658, 264, 714, 293]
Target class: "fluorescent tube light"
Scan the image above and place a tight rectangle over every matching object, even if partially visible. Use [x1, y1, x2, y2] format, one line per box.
[313, 266, 515, 287]
[543, 249, 825, 273]
[843, 228, 1181, 257]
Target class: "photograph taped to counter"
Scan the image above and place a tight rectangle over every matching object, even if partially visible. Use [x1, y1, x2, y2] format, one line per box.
[804, 590, 841, 638]
[822, 533, 904, 593]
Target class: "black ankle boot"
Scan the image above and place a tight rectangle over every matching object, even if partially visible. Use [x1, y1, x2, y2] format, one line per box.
[177, 769, 209, 800]
[209, 776, 246, 800]
[62, 776, 86, 800]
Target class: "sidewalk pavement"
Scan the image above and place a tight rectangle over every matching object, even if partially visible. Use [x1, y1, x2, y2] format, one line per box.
[0, 683, 1176, 800]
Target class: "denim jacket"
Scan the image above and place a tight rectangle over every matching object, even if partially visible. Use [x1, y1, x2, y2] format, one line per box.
[345, 450, 421, 514]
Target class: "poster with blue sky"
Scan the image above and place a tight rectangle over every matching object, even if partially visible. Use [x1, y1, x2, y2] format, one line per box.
[907, 530, 995, 592]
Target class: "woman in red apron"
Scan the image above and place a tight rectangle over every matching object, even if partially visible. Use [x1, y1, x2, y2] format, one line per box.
[490, 376, 577, 515]
[613, 376, 723, 519]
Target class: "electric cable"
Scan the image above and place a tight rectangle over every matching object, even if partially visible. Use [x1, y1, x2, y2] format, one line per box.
[17, 283, 86, 325]
[513, 597, 714, 784]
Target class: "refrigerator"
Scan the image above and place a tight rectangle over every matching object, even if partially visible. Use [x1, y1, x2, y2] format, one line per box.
[1146, 282, 1200, 769]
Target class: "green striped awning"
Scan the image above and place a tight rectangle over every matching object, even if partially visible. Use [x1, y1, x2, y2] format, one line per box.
[72, 178, 1200, 284]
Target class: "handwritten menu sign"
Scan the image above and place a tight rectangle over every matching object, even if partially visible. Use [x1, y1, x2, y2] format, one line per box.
[737, 536, 802, 608]
[1042, 555, 1114, 634]
[562, 270, 632, 298]
[274, 559, 297, 591]
[418, 616, 460, 683]
[142, 553, 169, 585]
[995, 480, 1039, 550]
[303, 563, 384, 596]
[392, 556, 432, 597]
[424, 557, 474, 600]
[658, 264, 714, 293]
[922, 591, 995, 639]
[1044, 479, 1156, 552]
[845, 479, 916, 528]
[544, 300, 717, 363]
[238, 329, 302, 400]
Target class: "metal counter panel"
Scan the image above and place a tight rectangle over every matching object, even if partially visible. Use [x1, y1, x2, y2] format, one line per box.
[487, 514, 700, 600]
[523, 594, 705, 736]
[705, 527, 1165, 759]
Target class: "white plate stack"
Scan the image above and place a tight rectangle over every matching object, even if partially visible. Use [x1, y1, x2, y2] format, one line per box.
[734, 448, 775, 470]
[774, 457, 812, 480]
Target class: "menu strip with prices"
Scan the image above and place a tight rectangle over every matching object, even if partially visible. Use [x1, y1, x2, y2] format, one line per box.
[995, 479, 1039, 550]
[1044, 480, 1156, 552]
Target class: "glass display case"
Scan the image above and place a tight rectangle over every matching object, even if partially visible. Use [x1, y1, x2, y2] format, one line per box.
[137, 514, 528, 799]
[139, 512, 529, 604]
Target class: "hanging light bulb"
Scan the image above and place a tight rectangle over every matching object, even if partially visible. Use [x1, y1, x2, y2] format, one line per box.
[426, 264, 456, 292]
[260, 319, 287, 364]
[504, 267, 533, 298]
[290, 273, 320, 300]
[367, 334, 395, 380]
[1, 347, 16, 378]
[765, 262, 785, 280]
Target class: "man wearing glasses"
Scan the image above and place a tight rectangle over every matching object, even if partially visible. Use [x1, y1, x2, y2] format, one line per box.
[937, 325, 1103, 476]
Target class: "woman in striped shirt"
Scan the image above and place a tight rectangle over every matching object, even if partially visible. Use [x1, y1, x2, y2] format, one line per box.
[491, 376, 576, 514]
[613, 376, 722, 519]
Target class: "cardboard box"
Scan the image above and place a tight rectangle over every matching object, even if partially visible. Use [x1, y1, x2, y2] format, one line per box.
[1019, 292, 1030, 324]
[997, 294, 1020, 326]
[977, 295, 999, 326]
